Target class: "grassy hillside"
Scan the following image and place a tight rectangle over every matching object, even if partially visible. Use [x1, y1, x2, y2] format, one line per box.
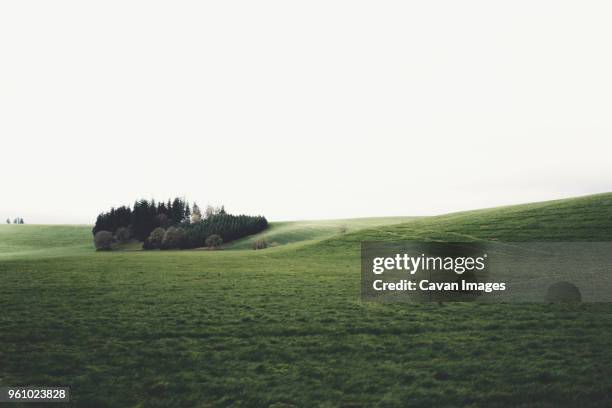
[308, 193, 612, 255]
[223, 216, 414, 250]
[1, 194, 612, 407]
[0, 224, 92, 258]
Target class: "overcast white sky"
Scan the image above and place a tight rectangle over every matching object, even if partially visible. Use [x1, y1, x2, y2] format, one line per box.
[1, 1, 611, 224]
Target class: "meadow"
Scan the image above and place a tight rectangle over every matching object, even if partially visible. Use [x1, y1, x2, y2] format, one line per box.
[1, 194, 612, 407]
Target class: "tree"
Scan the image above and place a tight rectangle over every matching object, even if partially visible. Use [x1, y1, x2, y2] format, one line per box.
[131, 200, 156, 241]
[205, 234, 223, 249]
[143, 227, 165, 250]
[5, 218, 9, 224]
[94, 231, 113, 251]
[162, 227, 186, 250]
[19, 218, 24, 224]
[156, 213, 171, 228]
[191, 203, 202, 223]
[171, 198, 186, 224]
[115, 227, 131, 243]
[184, 203, 191, 223]
[13, 218, 18, 224]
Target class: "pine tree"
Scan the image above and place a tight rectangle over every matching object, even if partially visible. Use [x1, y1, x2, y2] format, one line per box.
[184, 203, 191, 223]
[172, 198, 187, 223]
[5, 218, 10, 224]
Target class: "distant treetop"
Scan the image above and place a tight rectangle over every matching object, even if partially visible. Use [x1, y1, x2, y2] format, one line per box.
[6, 217, 24, 224]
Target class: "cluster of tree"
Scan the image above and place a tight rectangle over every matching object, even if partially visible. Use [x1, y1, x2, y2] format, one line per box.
[92, 198, 268, 251]
[180, 213, 268, 249]
[143, 213, 268, 250]
[93, 198, 195, 241]
[6, 218, 25, 224]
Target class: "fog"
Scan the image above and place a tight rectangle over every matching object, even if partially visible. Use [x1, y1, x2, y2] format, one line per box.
[2, 1, 611, 223]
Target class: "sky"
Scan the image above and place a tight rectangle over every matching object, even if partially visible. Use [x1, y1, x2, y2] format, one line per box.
[1, 1, 611, 224]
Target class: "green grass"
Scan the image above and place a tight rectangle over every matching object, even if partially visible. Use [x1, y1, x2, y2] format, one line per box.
[223, 217, 414, 249]
[1, 194, 612, 407]
[0, 224, 92, 259]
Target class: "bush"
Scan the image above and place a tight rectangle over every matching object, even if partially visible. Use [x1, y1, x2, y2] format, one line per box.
[162, 227, 186, 250]
[115, 227, 131, 243]
[338, 225, 348, 234]
[94, 231, 113, 251]
[252, 238, 268, 250]
[143, 227, 165, 250]
[205, 234, 223, 249]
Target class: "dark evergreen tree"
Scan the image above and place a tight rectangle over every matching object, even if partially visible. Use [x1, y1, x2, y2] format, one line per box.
[185, 203, 191, 223]
[179, 213, 268, 249]
[131, 200, 156, 241]
[170, 198, 186, 224]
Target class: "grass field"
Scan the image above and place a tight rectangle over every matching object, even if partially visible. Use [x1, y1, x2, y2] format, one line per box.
[2, 194, 612, 407]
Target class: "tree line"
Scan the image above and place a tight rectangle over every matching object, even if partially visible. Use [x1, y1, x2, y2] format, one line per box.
[92, 198, 268, 250]
[6, 218, 25, 224]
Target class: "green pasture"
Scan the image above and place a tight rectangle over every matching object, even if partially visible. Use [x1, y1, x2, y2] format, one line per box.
[1, 194, 612, 407]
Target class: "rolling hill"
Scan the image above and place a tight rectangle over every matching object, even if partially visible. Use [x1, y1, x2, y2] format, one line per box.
[222, 216, 415, 250]
[305, 192, 612, 254]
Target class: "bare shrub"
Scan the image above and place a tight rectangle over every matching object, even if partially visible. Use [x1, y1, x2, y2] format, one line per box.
[143, 227, 165, 250]
[252, 238, 268, 250]
[205, 234, 223, 249]
[94, 231, 113, 251]
[162, 227, 186, 250]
